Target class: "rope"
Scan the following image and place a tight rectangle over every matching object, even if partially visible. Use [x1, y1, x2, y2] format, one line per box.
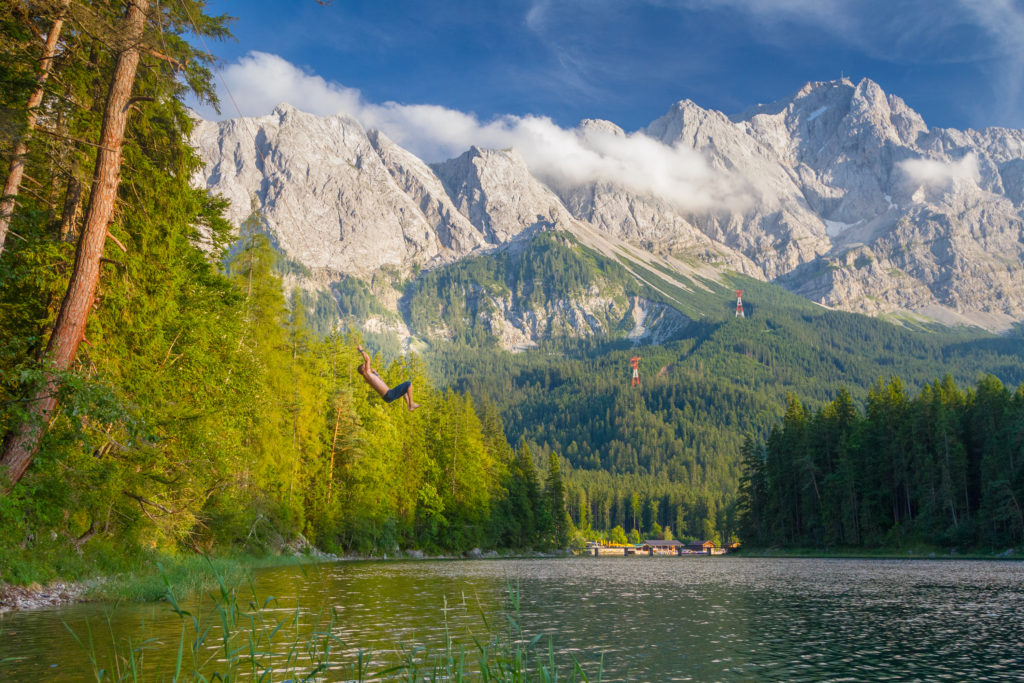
[173, 0, 307, 248]
[172, 0, 359, 335]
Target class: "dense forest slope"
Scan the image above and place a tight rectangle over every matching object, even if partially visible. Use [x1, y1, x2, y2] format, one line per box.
[2, 3, 1022, 589]
[0, 2, 570, 584]
[738, 376, 1024, 549]
[417, 235, 1023, 543]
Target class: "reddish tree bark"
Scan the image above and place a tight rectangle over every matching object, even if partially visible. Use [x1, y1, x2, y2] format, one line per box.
[1, 0, 150, 488]
[0, 0, 71, 256]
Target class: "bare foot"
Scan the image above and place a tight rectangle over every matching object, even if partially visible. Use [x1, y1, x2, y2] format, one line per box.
[409, 403, 422, 412]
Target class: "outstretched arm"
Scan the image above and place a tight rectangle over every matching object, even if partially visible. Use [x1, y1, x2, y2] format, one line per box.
[357, 345, 371, 373]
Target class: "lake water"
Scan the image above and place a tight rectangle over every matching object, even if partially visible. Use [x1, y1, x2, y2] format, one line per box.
[2, 556, 1023, 680]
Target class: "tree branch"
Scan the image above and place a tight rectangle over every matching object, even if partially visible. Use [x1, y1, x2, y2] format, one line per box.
[100, 257, 125, 269]
[35, 126, 118, 153]
[73, 520, 98, 549]
[123, 490, 175, 516]
[105, 230, 127, 253]
[157, 329, 183, 371]
[140, 46, 184, 71]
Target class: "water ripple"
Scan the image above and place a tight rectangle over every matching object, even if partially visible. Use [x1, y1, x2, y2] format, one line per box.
[1, 557, 1022, 680]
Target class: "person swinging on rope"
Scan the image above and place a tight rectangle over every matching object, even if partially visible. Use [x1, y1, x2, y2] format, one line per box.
[357, 345, 421, 411]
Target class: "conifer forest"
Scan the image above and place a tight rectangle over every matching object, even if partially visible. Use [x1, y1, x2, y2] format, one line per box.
[1, 0, 1023, 590]
[738, 376, 1024, 549]
[0, 0, 576, 584]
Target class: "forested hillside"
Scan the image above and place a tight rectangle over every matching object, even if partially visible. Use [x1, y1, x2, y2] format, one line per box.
[3, 4, 1022, 587]
[0, 1, 569, 584]
[738, 376, 1024, 549]
[425, 257, 1024, 545]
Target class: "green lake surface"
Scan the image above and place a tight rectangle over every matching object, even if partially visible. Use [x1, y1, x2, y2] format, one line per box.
[2, 556, 1022, 680]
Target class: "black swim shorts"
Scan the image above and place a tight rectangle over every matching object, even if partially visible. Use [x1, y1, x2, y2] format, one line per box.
[383, 381, 411, 403]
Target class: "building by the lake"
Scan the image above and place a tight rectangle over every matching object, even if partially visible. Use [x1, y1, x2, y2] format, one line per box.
[642, 540, 684, 555]
[686, 540, 716, 554]
[584, 539, 731, 556]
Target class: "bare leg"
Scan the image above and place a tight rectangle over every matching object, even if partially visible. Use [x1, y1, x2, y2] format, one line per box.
[405, 385, 421, 411]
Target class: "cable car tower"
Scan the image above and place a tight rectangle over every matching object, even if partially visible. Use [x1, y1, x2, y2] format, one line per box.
[630, 355, 641, 387]
[735, 290, 745, 318]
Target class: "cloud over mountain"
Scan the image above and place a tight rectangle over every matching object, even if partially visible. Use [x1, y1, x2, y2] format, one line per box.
[195, 51, 747, 213]
[897, 153, 980, 189]
[193, 76, 1024, 333]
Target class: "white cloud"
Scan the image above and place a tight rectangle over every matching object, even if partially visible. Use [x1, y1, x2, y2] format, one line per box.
[195, 51, 746, 213]
[203, 51, 363, 120]
[897, 153, 980, 188]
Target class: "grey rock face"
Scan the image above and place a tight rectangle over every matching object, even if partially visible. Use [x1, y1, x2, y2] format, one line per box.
[193, 104, 450, 278]
[366, 130, 486, 261]
[431, 146, 577, 242]
[593, 77, 1024, 329]
[192, 79, 1024, 336]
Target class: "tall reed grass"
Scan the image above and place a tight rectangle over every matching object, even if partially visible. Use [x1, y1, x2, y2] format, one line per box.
[67, 561, 604, 682]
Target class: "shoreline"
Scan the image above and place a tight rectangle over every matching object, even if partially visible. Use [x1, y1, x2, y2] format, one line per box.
[0, 580, 95, 612]
[734, 546, 1021, 561]
[0, 547, 570, 614]
[9, 545, 1017, 614]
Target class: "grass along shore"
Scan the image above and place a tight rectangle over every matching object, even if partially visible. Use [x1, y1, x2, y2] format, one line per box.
[57, 567, 603, 682]
[4, 556, 604, 680]
[0, 551, 334, 612]
[0, 546, 571, 613]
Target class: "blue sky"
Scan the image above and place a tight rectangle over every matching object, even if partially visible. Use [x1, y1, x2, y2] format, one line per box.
[193, 0, 1024, 161]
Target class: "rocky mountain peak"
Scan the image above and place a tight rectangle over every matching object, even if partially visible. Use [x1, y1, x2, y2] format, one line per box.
[735, 79, 852, 122]
[645, 99, 734, 146]
[851, 77, 887, 110]
[432, 145, 573, 245]
[578, 118, 625, 137]
[272, 101, 298, 117]
[192, 81, 1024, 336]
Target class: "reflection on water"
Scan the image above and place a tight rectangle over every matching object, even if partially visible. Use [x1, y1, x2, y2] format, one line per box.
[2, 557, 1023, 680]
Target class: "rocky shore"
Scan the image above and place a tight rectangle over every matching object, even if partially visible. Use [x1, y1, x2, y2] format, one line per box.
[0, 580, 94, 613]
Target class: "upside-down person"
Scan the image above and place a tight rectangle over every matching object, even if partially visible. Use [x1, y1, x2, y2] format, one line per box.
[357, 345, 421, 411]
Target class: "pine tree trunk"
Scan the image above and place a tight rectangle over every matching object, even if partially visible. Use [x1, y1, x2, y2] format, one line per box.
[1, 0, 149, 489]
[0, 0, 71, 256]
[59, 170, 83, 241]
[327, 397, 343, 504]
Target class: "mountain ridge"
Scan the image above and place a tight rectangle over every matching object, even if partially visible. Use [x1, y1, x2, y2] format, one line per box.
[191, 78, 1024, 342]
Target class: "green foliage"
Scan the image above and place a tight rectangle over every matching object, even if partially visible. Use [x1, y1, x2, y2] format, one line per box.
[424, 270, 1023, 547]
[0, 2, 568, 586]
[739, 375, 1024, 550]
[1, 195, 563, 582]
[405, 231, 642, 345]
[546, 453, 573, 548]
[331, 274, 388, 320]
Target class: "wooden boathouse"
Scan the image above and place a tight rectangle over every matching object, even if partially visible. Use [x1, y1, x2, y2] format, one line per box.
[643, 539, 685, 555]
[585, 539, 724, 556]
